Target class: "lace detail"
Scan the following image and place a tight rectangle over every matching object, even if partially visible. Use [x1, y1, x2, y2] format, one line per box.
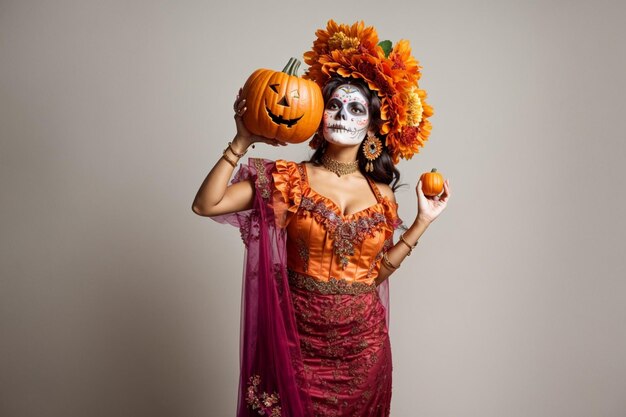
[288, 269, 377, 295]
[253, 158, 271, 200]
[246, 375, 282, 416]
[290, 282, 392, 416]
[238, 211, 260, 248]
[296, 237, 310, 272]
[300, 196, 386, 269]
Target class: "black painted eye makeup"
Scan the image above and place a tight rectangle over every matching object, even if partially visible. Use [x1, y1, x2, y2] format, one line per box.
[350, 103, 367, 115]
[326, 98, 342, 110]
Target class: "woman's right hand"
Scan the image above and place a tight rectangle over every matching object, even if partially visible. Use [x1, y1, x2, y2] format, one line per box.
[232, 87, 288, 151]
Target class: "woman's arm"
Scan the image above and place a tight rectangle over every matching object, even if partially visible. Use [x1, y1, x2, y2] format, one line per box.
[192, 89, 286, 217]
[375, 177, 451, 284]
[191, 135, 255, 217]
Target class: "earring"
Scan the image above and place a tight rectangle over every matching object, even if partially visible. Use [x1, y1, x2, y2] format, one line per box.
[362, 131, 383, 172]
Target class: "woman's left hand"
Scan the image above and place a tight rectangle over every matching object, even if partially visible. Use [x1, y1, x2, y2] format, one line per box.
[416, 178, 451, 224]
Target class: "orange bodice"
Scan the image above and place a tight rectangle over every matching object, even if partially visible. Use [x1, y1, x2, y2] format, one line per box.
[271, 160, 401, 285]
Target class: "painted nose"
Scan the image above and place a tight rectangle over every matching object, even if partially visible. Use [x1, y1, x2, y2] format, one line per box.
[335, 107, 347, 120]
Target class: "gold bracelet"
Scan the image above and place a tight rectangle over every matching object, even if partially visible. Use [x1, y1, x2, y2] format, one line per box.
[226, 141, 247, 158]
[382, 252, 400, 270]
[221, 152, 237, 168]
[399, 233, 418, 256]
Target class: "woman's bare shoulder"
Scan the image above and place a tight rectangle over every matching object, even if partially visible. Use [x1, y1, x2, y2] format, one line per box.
[375, 182, 396, 202]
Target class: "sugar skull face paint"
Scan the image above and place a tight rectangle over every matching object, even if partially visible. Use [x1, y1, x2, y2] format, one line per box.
[322, 84, 370, 146]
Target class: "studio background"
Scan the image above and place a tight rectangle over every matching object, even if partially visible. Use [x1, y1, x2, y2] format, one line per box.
[1, 1, 625, 416]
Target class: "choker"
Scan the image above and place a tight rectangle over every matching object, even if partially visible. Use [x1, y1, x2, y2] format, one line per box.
[321, 153, 359, 177]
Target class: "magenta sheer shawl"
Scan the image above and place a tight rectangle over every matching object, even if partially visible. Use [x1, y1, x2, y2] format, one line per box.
[211, 158, 391, 417]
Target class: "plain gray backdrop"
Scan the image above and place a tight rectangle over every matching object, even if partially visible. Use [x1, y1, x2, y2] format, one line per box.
[1, 0, 625, 416]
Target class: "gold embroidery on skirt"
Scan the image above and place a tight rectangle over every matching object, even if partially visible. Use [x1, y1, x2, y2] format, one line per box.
[288, 269, 376, 295]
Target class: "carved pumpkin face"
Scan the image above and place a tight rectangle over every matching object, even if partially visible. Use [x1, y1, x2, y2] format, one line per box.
[242, 58, 323, 144]
[264, 82, 304, 127]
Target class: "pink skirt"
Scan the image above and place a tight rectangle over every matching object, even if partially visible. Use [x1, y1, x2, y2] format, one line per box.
[288, 270, 392, 417]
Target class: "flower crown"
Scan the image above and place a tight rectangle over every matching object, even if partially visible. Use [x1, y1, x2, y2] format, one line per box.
[303, 20, 434, 164]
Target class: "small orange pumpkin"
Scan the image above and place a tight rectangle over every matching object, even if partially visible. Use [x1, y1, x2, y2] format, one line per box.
[242, 58, 323, 143]
[420, 168, 444, 197]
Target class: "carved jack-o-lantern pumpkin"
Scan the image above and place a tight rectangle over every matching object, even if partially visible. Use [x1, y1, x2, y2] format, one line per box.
[241, 58, 323, 143]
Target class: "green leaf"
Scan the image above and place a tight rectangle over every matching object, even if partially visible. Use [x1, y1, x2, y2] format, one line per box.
[378, 40, 392, 58]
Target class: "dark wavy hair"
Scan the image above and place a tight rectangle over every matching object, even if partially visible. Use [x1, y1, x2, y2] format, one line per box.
[309, 76, 402, 192]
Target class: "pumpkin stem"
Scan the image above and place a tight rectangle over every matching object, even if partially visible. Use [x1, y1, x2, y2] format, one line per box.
[431, 168, 437, 172]
[282, 57, 301, 76]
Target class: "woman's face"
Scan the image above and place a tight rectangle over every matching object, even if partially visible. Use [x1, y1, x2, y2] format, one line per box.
[322, 84, 370, 146]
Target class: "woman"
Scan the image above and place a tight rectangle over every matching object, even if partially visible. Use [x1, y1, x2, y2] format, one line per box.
[192, 20, 450, 417]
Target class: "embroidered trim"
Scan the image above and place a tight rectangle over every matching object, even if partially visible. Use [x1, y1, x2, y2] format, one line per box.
[290, 283, 392, 414]
[295, 163, 387, 269]
[245, 375, 282, 416]
[296, 237, 310, 272]
[288, 269, 376, 295]
[300, 196, 386, 269]
[237, 210, 261, 248]
[253, 158, 271, 200]
[366, 236, 393, 279]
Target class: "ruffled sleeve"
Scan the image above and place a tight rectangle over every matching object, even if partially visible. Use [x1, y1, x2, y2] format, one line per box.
[271, 159, 302, 228]
[209, 158, 279, 244]
[381, 196, 403, 234]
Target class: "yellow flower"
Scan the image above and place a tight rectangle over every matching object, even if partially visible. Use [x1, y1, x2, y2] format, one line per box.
[405, 87, 424, 127]
[304, 19, 381, 87]
[328, 32, 360, 52]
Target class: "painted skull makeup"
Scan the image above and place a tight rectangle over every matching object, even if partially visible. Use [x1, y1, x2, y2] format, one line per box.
[322, 84, 370, 146]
